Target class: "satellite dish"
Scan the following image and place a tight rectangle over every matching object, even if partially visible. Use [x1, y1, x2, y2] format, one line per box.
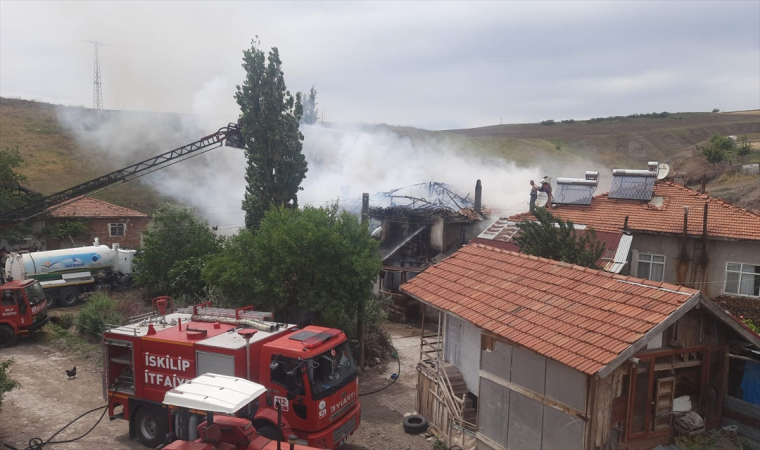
[535, 192, 548, 207]
[657, 163, 670, 180]
[370, 227, 382, 239]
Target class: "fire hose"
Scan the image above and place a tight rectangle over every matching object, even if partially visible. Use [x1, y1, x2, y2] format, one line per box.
[191, 314, 280, 332]
[2, 379, 123, 450]
[358, 342, 401, 397]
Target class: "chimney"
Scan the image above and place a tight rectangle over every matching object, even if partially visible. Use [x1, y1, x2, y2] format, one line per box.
[700, 174, 707, 194]
[475, 180, 482, 214]
[674, 173, 685, 186]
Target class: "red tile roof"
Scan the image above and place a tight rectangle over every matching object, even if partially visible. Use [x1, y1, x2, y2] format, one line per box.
[400, 244, 699, 376]
[50, 196, 148, 218]
[509, 182, 760, 241]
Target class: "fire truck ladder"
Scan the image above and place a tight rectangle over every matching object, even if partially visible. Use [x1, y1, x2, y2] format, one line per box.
[0, 122, 245, 228]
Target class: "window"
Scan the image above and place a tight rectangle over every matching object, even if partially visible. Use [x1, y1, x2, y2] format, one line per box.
[724, 263, 760, 297]
[109, 223, 125, 237]
[637, 254, 665, 282]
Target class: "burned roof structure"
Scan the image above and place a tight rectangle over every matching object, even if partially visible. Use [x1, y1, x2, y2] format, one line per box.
[369, 181, 489, 223]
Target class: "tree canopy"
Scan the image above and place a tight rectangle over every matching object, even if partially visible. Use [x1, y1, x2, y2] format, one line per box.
[513, 208, 605, 269]
[202, 204, 382, 337]
[133, 203, 221, 298]
[235, 38, 308, 230]
[699, 134, 735, 165]
[0, 146, 41, 240]
[301, 86, 318, 125]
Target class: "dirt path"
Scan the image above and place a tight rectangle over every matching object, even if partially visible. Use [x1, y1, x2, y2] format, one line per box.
[0, 324, 433, 450]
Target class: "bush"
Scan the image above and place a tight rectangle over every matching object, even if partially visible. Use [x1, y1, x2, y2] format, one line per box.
[0, 358, 20, 412]
[56, 313, 75, 329]
[712, 108, 720, 113]
[76, 293, 123, 337]
[540, 119, 555, 126]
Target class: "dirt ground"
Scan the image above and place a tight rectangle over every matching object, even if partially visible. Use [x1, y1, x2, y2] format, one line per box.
[0, 320, 434, 450]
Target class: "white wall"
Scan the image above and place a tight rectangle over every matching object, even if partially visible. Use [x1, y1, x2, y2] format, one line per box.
[444, 312, 481, 395]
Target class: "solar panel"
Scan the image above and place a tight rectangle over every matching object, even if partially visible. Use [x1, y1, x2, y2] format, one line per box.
[608, 169, 657, 200]
[553, 178, 597, 205]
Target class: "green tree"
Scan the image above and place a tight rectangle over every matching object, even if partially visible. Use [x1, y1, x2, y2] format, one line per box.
[0, 358, 20, 412]
[301, 86, 318, 125]
[699, 134, 735, 165]
[202, 204, 381, 342]
[235, 38, 308, 230]
[134, 203, 221, 298]
[513, 208, 605, 269]
[737, 135, 752, 157]
[0, 146, 41, 240]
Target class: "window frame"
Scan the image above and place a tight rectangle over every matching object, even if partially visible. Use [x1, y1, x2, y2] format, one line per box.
[723, 262, 760, 297]
[109, 223, 126, 237]
[637, 253, 666, 282]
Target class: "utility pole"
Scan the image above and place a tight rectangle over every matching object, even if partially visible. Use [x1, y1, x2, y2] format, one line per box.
[358, 193, 370, 370]
[84, 40, 105, 109]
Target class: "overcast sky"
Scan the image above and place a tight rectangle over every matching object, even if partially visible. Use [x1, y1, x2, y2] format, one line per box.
[1, 1, 758, 129]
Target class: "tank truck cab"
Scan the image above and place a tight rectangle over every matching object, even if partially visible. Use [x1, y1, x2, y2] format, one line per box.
[158, 373, 320, 450]
[257, 328, 360, 448]
[0, 279, 49, 348]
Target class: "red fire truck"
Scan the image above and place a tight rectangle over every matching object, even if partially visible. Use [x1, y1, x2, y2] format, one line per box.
[0, 279, 49, 348]
[103, 300, 360, 448]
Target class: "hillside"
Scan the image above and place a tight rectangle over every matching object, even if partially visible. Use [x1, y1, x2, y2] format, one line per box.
[0, 98, 173, 214]
[1, 97, 759, 217]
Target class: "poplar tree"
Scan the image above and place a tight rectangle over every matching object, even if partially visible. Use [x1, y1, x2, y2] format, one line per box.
[235, 38, 308, 230]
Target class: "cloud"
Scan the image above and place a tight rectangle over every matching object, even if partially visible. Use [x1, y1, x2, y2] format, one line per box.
[2, 1, 758, 129]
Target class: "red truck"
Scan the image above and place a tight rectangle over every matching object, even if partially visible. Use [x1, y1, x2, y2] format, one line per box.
[103, 300, 360, 448]
[0, 279, 50, 348]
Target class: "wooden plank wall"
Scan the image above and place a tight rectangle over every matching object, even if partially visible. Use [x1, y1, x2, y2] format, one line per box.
[723, 395, 760, 442]
[589, 365, 626, 450]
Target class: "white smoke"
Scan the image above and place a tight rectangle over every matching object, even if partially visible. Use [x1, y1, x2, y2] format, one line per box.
[299, 123, 540, 217]
[57, 106, 615, 234]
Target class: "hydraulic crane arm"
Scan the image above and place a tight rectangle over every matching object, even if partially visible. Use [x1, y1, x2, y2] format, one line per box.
[0, 122, 244, 227]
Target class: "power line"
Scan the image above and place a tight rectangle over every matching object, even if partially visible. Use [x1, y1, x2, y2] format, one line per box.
[83, 40, 105, 109]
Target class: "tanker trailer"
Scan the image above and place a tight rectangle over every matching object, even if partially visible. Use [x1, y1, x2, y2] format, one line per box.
[4, 242, 135, 308]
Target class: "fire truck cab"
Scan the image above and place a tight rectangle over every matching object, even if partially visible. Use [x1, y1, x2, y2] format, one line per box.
[157, 373, 320, 450]
[0, 279, 49, 348]
[103, 302, 360, 449]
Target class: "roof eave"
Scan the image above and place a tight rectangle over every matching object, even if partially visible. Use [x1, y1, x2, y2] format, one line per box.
[596, 291, 702, 379]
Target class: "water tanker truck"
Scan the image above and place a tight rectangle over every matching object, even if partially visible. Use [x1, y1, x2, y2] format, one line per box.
[4, 241, 135, 308]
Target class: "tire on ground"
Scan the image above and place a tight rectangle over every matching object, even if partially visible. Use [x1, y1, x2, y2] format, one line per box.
[402, 414, 429, 434]
[44, 290, 57, 308]
[134, 407, 167, 448]
[58, 287, 80, 307]
[0, 324, 17, 349]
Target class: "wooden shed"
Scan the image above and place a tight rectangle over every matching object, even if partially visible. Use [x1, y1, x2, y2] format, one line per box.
[401, 244, 760, 450]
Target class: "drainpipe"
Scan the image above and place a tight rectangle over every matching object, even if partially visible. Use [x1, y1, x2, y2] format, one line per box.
[676, 206, 690, 285]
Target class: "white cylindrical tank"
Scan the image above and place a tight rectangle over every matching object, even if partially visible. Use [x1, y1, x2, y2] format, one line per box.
[6, 245, 115, 281]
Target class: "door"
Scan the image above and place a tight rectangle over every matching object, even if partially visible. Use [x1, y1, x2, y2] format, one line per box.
[444, 314, 462, 366]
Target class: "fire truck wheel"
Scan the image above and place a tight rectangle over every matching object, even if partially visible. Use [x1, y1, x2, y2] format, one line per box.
[58, 288, 79, 307]
[44, 291, 57, 308]
[0, 325, 17, 348]
[256, 423, 282, 441]
[135, 408, 167, 448]
[402, 414, 429, 434]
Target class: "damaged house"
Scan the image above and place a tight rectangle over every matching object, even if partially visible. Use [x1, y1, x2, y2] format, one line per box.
[371, 181, 488, 321]
[401, 244, 760, 450]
